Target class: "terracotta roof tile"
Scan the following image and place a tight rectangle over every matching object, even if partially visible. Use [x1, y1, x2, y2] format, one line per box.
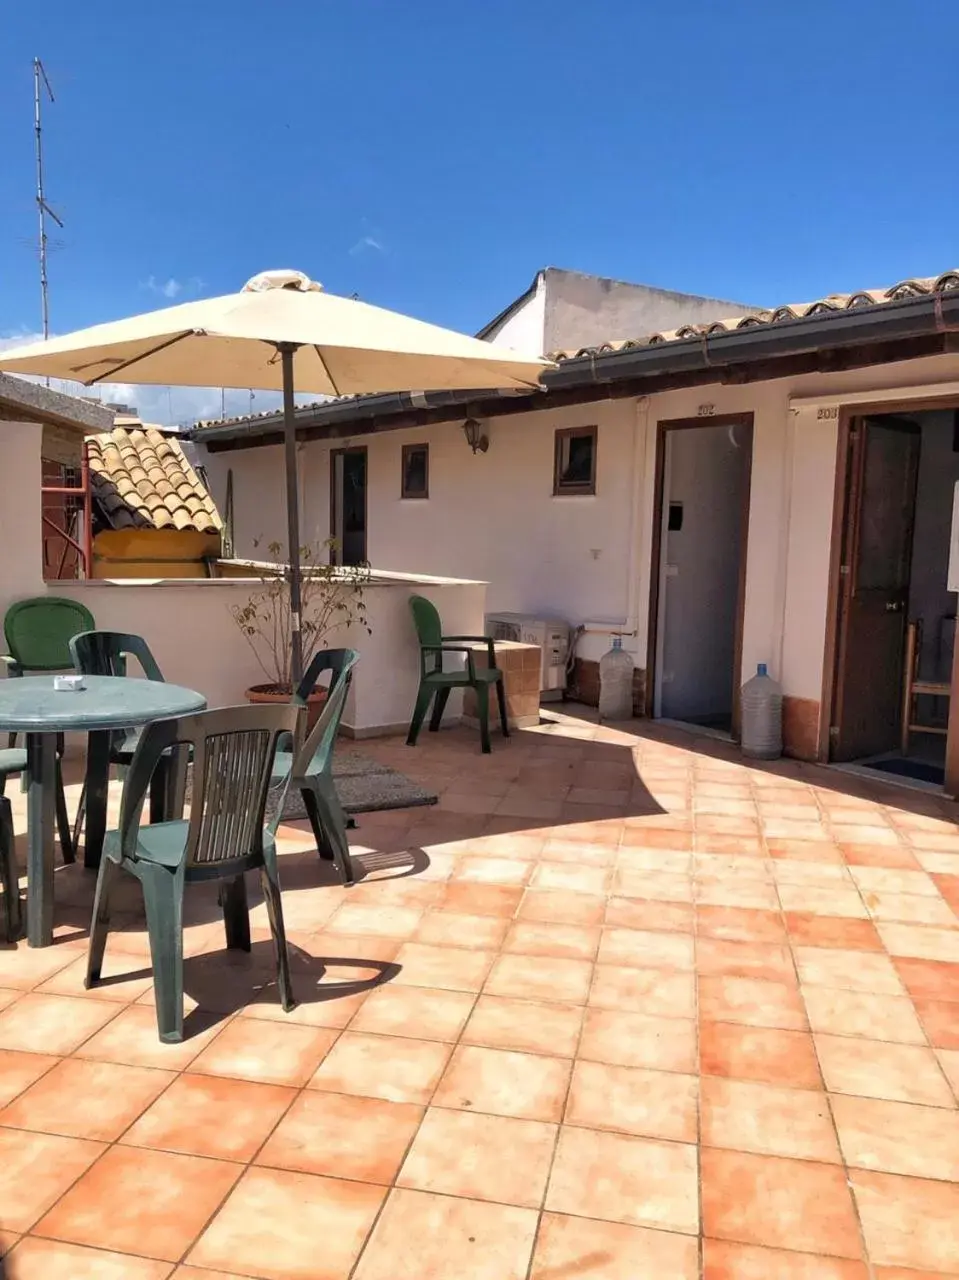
[87, 427, 222, 534]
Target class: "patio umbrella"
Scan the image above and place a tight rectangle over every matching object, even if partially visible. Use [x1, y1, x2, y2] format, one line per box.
[0, 269, 550, 682]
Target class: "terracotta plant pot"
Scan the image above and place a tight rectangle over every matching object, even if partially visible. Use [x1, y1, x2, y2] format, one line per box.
[245, 683, 328, 735]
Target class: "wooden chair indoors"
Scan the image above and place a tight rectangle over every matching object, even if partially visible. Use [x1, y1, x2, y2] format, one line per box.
[901, 619, 951, 754]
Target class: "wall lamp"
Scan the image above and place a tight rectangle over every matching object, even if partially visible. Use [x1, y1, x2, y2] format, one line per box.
[462, 417, 489, 454]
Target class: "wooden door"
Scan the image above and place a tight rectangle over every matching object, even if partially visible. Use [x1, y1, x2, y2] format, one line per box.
[832, 416, 920, 760]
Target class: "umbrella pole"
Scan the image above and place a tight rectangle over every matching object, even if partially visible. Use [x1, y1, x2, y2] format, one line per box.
[278, 342, 304, 690]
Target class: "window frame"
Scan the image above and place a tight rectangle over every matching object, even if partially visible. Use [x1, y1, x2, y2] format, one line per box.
[553, 425, 598, 496]
[400, 442, 430, 500]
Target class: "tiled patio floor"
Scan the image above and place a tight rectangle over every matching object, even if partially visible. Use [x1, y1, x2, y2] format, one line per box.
[1, 709, 959, 1277]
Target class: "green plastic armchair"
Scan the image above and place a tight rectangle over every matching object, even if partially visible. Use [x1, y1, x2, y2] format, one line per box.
[85, 701, 301, 1043]
[406, 594, 509, 754]
[271, 648, 359, 884]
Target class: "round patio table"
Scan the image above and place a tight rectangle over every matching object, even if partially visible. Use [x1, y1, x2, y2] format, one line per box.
[0, 675, 206, 947]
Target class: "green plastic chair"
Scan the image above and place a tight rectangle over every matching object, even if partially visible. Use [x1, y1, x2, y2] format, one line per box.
[1, 595, 92, 864]
[85, 701, 301, 1043]
[406, 595, 509, 754]
[271, 648, 359, 884]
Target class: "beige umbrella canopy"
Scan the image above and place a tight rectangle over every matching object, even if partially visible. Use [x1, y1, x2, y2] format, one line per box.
[0, 270, 551, 681]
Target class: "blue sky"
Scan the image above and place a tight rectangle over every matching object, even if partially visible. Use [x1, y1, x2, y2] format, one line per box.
[1, 0, 957, 423]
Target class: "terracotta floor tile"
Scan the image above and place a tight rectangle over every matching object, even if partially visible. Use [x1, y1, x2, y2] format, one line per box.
[872, 1269, 959, 1280]
[531, 1211, 699, 1280]
[258, 1090, 422, 1184]
[0, 1057, 173, 1141]
[190, 1019, 337, 1086]
[703, 1239, 868, 1279]
[613, 868, 694, 904]
[878, 922, 959, 963]
[462, 995, 583, 1058]
[831, 1094, 959, 1181]
[840, 843, 921, 870]
[865, 892, 958, 927]
[517, 889, 606, 925]
[831, 823, 902, 846]
[327, 902, 424, 939]
[74, 1005, 222, 1069]
[696, 879, 781, 911]
[701, 1147, 862, 1258]
[5, 1238, 172, 1279]
[851, 1169, 959, 1272]
[35, 1145, 241, 1261]
[433, 1043, 570, 1121]
[698, 975, 807, 1030]
[622, 825, 693, 850]
[398, 1106, 555, 1207]
[696, 937, 795, 984]
[701, 1076, 840, 1162]
[542, 838, 619, 866]
[0, 1047, 59, 1107]
[588, 964, 696, 1018]
[391, 942, 495, 992]
[699, 1022, 823, 1089]
[618, 847, 692, 874]
[502, 920, 600, 960]
[814, 1034, 955, 1107]
[440, 883, 524, 917]
[849, 866, 940, 896]
[452, 855, 532, 887]
[545, 1125, 698, 1234]
[413, 911, 510, 949]
[606, 896, 695, 932]
[777, 884, 869, 919]
[122, 1072, 296, 1161]
[784, 913, 884, 951]
[188, 1166, 385, 1280]
[0, 1127, 104, 1232]
[349, 983, 474, 1042]
[527, 862, 609, 895]
[565, 1059, 697, 1142]
[939, 1047, 959, 1098]
[696, 905, 786, 943]
[894, 957, 959, 1003]
[36, 953, 155, 1003]
[597, 927, 694, 971]
[915, 998, 959, 1049]
[793, 946, 904, 994]
[309, 1031, 450, 1104]
[767, 839, 846, 864]
[485, 953, 593, 1004]
[353, 1187, 538, 1280]
[0, 992, 119, 1054]
[803, 986, 926, 1045]
[173, 1269, 252, 1280]
[0, 940, 81, 990]
[772, 859, 853, 886]
[579, 1007, 697, 1072]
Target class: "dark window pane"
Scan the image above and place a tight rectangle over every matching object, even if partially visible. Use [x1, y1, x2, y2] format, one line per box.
[402, 445, 428, 498]
[556, 428, 596, 492]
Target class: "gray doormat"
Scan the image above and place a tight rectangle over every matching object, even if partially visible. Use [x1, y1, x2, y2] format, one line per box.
[269, 750, 438, 821]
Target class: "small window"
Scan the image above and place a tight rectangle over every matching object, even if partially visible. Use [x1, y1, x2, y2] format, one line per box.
[401, 443, 429, 499]
[554, 426, 597, 495]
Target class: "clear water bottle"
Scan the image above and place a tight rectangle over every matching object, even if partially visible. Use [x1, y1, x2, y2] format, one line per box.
[741, 662, 783, 759]
[599, 636, 634, 721]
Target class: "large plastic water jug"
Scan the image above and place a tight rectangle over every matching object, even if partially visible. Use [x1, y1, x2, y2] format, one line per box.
[598, 636, 634, 721]
[741, 663, 783, 759]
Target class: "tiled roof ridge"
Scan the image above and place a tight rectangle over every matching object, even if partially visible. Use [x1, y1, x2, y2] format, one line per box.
[87, 425, 223, 534]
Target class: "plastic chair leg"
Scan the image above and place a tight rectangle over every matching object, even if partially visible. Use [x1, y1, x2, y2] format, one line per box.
[54, 760, 75, 864]
[260, 852, 295, 1013]
[0, 797, 22, 942]
[475, 683, 491, 754]
[315, 777, 356, 885]
[429, 687, 450, 732]
[221, 874, 251, 952]
[495, 675, 510, 739]
[139, 862, 185, 1043]
[85, 856, 122, 987]
[406, 684, 434, 746]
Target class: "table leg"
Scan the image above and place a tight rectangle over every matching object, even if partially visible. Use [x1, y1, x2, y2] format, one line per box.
[83, 731, 112, 872]
[26, 733, 56, 948]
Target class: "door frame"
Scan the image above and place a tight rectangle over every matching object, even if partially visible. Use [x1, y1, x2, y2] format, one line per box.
[819, 393, 959, 793]
[329, 445, 368, 566]
[645, 412, 755, 738]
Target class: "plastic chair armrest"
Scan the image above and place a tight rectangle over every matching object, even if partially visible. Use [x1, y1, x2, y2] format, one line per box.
[421, 644, 476, 681]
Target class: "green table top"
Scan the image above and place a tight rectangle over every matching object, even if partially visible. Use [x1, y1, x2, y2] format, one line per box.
[0, 675, 207, 732]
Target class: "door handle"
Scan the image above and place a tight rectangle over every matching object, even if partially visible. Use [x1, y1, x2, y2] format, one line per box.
[885, 601, 903, 613]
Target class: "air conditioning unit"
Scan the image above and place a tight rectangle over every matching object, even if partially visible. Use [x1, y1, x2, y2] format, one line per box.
[485, 612, 571, 700]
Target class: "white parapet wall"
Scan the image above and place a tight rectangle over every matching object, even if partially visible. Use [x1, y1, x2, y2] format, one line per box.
[54, 569, 488, 738]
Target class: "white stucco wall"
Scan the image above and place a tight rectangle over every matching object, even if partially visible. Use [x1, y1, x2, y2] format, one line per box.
[481, 277, 547, 356]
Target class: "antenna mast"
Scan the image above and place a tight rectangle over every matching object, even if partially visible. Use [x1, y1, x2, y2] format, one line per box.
[34, 57, 63, 344]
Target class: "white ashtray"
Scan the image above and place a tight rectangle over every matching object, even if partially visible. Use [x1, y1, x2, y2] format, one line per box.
[53, 675, 85, 692]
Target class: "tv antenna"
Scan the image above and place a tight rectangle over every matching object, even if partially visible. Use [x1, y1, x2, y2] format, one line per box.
[34, 57, 63, 345]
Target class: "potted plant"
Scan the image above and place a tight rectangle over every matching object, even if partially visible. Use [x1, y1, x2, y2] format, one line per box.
[230, 538, 371, 730]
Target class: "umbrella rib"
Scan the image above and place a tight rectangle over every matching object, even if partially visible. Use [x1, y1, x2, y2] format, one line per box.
[311, 345, 342, 397]
[80, 331, 197, 385]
